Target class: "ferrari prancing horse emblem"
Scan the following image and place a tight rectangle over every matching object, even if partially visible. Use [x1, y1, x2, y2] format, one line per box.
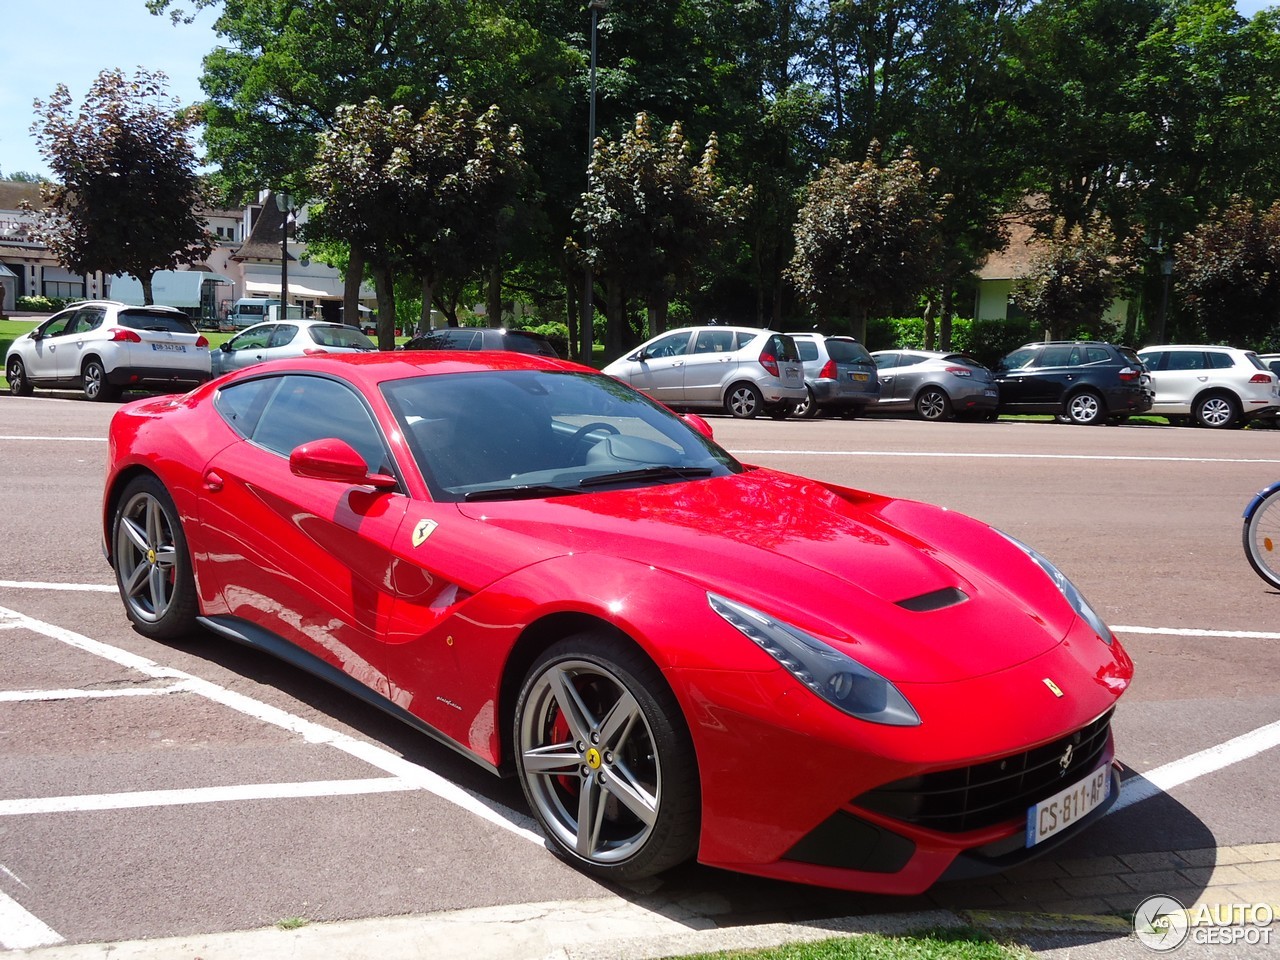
[412, 519, 438, 548]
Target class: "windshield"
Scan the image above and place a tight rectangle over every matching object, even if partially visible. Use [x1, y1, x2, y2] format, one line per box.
[382, 370, 741, 501]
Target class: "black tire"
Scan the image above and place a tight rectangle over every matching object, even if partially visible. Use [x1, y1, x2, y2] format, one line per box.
[82, 358, 119, 402]
[6, 357, 33, 396]
[1194, 392, 1240, 429]
[1107, 415, 1129, 426]
[794, 387, 819, 419]
[111, 474, 199, 640]
[514, 633, 700, 881]
[1244, 488, 1280, 590]
[724, 382, 764, 419]
[914, 387, 951, 421]
[767, 402, 795, 420]
[1064, 390, 1105, 425]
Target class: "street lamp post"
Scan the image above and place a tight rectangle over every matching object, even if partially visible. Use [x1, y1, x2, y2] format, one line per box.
[275, 190, 292, 318]
[579, 0, 609, 365]
[1155, 254, 1173, 346]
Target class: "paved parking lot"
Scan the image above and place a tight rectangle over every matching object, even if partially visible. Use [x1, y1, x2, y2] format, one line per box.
[2, 394, 1279, 956]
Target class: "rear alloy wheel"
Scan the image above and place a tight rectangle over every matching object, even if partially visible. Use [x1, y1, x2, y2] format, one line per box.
[515, 634, 699, 881]
[1194, 392, 1240, 429]
[915, 387, 951, 421]
[1064, 390, 1105, 425]
[725, 382, 764, 419]
[82, 359, 119, 402]
[6, 357, 33, 396]
[112, 475, 198, 640]
[794, 387, 819, 419]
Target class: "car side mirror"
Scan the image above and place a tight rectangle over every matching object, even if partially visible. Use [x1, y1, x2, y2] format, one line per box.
[631, 350, 647, 362]
[289, 438, 397, 489]
[220, 342, 233, 352]
[681, 413, 715, 439]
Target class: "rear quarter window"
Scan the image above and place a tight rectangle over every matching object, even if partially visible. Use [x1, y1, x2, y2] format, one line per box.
[310, 325, 375, 349]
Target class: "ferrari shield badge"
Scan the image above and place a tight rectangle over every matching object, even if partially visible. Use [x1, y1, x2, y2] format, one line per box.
[1042, 678, 1065, 698]
[412, 519, 438, 548]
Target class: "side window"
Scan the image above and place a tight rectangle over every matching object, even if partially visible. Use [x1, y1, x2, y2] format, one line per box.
[643, 332, 691, 358]
[230, 326, 274, 351]
[897, 353, 924, 369]
[1167, 351, 1204, 371]
[40, 309, 78, 338]
[1083, 346, 1110, 364]
[692, 329, 735, 354]
[72, 307, 106, 333]
[214, 377, 280, 439]
[1000, 348, 1036, 370]
[268, 325, 298, 348]
[794, 340, 819, 362]
[874, 353, 900, 369]
[1038, 345, 1074, 367]
[1139, 352, 1164, 371]
[1207, 352, 1234, 370]
[251, 375, 389, 473]
[768, 334, 800, 362]
[445, 329, 481, 350]
[734, 331, 757, 349]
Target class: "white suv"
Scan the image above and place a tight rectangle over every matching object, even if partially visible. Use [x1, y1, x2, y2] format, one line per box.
[1136, 344, 1280, 428]
[603, 326, 806, 418]
[6, 300, 211, 402]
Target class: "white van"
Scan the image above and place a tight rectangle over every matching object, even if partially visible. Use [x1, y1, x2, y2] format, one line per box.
[225, 298, 279, 330]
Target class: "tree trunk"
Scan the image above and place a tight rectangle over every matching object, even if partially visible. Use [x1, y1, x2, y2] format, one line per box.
[140, 272, 155, 306]
[852, 304, 868, 343]
[605, 280, 626, 359]
[343, 247, 364, 328]
[420, 277, 435, 333]
[373, 264, 396, 351]
[565, 265, 579, 357]
[487, 265, 502, 328]
[646, 290, 669, 340]
[922, 296, 936, 350]
[939, 277, 954, 352]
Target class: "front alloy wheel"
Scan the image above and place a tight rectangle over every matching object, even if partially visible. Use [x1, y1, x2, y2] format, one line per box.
[515, 635, 699, 881]
[7, 357, 33, 396]
[112, 476, 198, 639]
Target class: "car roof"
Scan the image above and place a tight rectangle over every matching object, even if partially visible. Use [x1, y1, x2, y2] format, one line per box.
[58, 299, 184, 315]
[1139, 344, 1245, 351]
[216, 348, 587, 388]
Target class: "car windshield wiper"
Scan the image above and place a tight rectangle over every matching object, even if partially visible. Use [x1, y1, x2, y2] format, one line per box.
[577, 465, 714, 488]
[463, 483, 584, 502]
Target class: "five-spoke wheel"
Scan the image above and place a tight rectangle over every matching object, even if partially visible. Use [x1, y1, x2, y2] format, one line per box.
[112, 475, 197, 639]
[6, 357, 32, 396]
[515, 635, 699, 880]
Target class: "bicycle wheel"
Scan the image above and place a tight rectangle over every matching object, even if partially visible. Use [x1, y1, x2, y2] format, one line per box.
[1243, 485, 1280, 589]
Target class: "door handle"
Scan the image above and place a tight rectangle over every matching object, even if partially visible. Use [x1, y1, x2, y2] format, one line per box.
[204, 471, 224, 492]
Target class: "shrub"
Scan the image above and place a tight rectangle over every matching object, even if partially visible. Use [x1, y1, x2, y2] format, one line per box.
[16, 295, 76, 312]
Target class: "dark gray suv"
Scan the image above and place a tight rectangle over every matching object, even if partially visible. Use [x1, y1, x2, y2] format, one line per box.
[994, 341, 1152, 425]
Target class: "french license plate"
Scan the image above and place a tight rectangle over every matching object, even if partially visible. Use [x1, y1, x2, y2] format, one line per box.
[1026, 764, 1110, 847]
[151, 343, 186, 353]
[850, 372, 869, 382]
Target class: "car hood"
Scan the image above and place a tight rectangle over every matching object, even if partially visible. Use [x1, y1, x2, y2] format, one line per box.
[455, 469, 1077, 683]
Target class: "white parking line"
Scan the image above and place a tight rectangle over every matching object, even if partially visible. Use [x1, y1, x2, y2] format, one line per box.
[0, 684, 194, 702]
[0, 581, 116, 592]
[0, 778, 419, 817]
[1113, 718, 1280, 813]
[0, 605, 543, 843]
[0, 889, 63, 949]
[731, 448, 1280, 465]
[0, 435, 105, 442]
[1113, 625, 1280, 640]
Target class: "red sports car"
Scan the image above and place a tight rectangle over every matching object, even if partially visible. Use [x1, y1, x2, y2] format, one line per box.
[102, 351, 1132, 893]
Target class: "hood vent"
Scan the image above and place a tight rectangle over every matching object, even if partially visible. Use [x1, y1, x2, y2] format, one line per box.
[896, 586, 968, 613]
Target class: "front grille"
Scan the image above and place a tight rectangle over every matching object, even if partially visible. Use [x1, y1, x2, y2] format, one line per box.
[853, 709, 1113, 834]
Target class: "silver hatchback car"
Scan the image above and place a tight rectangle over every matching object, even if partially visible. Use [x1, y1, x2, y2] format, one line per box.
[786, 333, 880, 418]
[211, 320, 376, 375]
[603, 326, 806, 418]
[870, 350, 1000, 421]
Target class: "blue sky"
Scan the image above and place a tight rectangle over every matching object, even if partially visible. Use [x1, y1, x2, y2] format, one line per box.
[1, 1, 1276, 179]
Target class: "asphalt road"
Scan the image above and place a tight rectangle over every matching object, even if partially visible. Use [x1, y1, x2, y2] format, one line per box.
[1, 393, 1278, 950]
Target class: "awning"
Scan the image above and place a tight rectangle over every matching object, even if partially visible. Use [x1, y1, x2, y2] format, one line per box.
[244, 279, 336, 298]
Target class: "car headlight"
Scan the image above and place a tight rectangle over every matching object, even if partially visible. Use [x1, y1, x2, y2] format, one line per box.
[707, 593, 921, 726]
[997, 531, 1115, 645]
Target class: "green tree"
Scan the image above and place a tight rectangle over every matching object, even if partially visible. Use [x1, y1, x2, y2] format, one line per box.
[572, 113, 748, 356]
[787, 145, 945, 341]
[27, 68, 213, 305]
[1010, 219, 1128, 340]
[308, 98, 525, 347]
[1173, 199, 1280, 348]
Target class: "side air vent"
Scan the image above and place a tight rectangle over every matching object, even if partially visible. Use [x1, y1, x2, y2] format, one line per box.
[896, 586, 969, 612]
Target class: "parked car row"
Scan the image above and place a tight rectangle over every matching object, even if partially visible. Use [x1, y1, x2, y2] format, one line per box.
[603, 325, 1280, 428]
[8, 305, 1280, 428]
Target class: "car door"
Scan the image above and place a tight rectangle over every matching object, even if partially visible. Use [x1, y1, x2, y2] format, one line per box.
[619, 331, 692, 402]
[888, 353, 927, 404]
[217, 325, 277, 373]
[872, 353, 901, 406]
[23, 308, 78, 382]
[683, 328, 740, 403]
[1150, 350, 1205, 412]
[993, 347, 1043, 409]
[56, 306, 108, 381]
[199, 373, 412, 689]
